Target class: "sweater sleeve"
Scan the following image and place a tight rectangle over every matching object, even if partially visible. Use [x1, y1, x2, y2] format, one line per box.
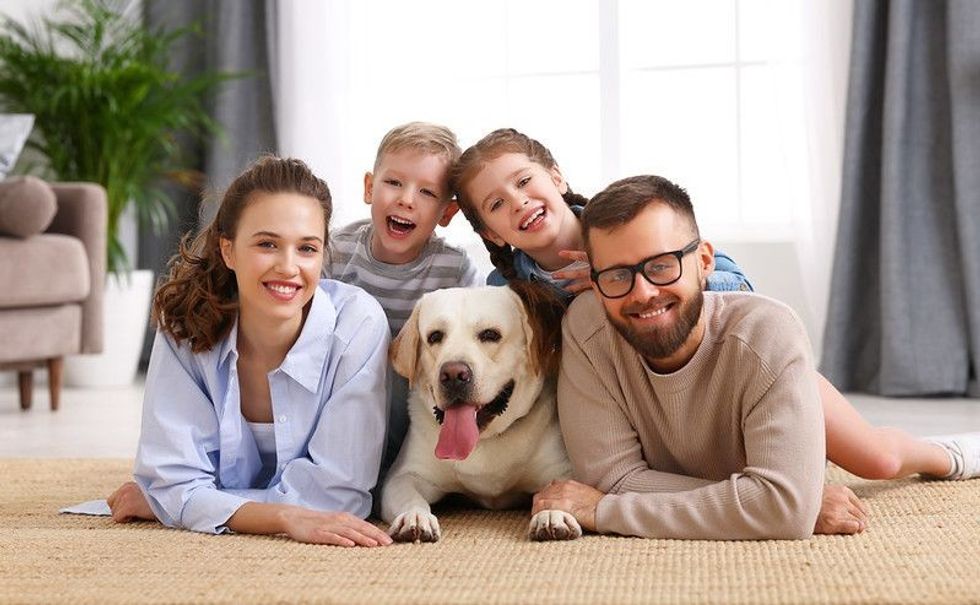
[558, 309, 826, 540]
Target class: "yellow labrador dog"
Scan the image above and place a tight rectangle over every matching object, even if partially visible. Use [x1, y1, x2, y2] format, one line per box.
[380, 285, 581, 542]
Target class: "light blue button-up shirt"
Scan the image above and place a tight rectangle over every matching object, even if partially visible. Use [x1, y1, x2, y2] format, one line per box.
[133, 279, 390, 535]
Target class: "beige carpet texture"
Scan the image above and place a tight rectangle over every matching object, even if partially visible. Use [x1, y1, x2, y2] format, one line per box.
[1, 459, 979, 605]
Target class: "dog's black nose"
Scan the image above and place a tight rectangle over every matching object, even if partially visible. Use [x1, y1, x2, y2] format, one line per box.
[439, 361, 473, 394]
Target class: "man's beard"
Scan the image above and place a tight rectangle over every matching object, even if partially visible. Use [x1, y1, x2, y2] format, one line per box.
[608, 290, 704, 361]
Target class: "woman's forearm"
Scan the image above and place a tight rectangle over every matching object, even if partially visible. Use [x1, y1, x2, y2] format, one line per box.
[226, 501, 292, 535]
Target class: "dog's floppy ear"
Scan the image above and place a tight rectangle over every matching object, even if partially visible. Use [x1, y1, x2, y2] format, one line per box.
[390, 299, 423, 387]
[505, 281, 566, 378]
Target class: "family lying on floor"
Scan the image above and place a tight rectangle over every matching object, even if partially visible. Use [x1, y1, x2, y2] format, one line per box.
[103, 123, 980, 546]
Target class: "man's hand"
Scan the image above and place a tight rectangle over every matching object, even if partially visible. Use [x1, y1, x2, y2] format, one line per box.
[532, 479, 604, 533]
[813, 484, 869, 535]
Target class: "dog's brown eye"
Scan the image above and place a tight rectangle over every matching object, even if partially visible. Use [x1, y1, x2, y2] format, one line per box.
[427, 330, 444, 345]
[478, 329, 502, 343]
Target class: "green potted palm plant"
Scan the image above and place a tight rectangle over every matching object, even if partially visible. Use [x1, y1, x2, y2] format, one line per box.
[0, 0, 238, 386]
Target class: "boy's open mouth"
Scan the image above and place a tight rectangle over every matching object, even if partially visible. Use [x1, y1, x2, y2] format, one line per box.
[387, 215, 416, 237]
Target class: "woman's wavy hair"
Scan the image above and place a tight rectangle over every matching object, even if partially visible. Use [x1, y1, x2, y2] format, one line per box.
[153, 156, 332, 352]
[448, 128, 588, 282]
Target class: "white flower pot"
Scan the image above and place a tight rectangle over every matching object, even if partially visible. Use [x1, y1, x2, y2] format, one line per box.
[64, 269, 154, 388]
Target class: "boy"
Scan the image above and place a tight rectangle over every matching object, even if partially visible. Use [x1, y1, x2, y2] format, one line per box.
[328, 122, 482, 475]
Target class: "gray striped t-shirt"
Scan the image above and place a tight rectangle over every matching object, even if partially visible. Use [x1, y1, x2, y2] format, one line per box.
[327, 219, 482, 337]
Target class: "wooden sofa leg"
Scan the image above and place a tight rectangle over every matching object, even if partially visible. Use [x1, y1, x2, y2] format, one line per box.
[48, 357, 63, 411]
[18, 370, 33, 411]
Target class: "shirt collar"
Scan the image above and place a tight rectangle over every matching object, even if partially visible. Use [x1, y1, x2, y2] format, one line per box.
[215, 284, 335, 393]
[217, 317, 240, 368]
[277, 284, 334, 393]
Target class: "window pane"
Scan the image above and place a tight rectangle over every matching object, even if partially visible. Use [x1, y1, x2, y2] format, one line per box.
[739, 65, 791, 225]
[505, 0, 599, 74]
[358, 1, 508, 77]
[738, 0, 778, 63]
[620, 0, 737, 69]
[620, 68, 739, 227]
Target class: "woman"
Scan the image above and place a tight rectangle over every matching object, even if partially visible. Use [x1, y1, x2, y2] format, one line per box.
[107, 156, 392, 547]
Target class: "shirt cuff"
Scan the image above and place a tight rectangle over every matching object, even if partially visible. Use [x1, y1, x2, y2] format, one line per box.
[181, 487, 251, 534]
[595, 493, 623, 536]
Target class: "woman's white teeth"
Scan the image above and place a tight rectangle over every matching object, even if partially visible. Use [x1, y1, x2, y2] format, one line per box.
[520, 208, 544, 230]
[268, 283, 298, 294]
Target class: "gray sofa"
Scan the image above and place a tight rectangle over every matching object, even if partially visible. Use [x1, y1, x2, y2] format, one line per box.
[0, 177, 106, 410]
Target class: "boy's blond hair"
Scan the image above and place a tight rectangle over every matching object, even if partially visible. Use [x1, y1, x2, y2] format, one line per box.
[373, 122, 461, 172]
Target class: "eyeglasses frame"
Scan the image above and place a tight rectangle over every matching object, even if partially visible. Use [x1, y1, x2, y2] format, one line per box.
[590, 239, 701, 299]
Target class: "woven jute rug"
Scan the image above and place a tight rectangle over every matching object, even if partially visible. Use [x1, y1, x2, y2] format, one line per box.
[1, 459, 978, 605]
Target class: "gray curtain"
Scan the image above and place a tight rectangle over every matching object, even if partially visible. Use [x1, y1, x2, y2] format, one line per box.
[139, 0, 278, 365]
[820, 0, 980, 396]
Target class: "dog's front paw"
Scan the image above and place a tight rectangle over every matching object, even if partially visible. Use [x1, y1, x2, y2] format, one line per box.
[388, 508, 441, 543]
[529, 510, 582, 541]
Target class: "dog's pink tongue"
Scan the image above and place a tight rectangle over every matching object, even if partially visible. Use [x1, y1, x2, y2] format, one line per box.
[435, 405, 479, 460]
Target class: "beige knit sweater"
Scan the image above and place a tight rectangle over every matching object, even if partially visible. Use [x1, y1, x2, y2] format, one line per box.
[558, 291, 825, 540]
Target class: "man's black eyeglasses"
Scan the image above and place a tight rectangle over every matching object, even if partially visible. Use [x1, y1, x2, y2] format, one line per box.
[590, 239, 700, 299]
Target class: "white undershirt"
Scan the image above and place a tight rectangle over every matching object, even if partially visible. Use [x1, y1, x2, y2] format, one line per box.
[247, 421, 277, 486]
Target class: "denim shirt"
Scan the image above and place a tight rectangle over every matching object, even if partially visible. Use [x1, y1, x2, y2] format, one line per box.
[709, 250, 754, 292]
[488, 248, 754, 302]
[133, 279, 390, 535]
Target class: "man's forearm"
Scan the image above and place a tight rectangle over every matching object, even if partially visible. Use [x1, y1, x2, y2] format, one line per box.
[596, 470, 820, 540]
[608, 466, 716, 494]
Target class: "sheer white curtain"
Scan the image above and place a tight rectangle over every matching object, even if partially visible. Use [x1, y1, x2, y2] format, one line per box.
[767, 0, 853, 355]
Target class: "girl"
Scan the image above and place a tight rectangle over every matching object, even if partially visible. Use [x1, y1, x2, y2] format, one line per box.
[107, 157, 392, 547]
[448, 128, 976, 523]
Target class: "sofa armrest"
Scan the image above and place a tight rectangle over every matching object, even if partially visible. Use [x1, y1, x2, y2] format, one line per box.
[48, 183, 106, 354]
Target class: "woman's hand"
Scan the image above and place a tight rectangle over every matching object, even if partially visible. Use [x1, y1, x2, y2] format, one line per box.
[107, 481, 158, 523]
[552, 250, 592, 295]
[279, 507, 393, 547]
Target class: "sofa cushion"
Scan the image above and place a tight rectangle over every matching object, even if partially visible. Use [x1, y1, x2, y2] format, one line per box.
[0, 234, 90, 308]
[0, 304, 81, 363]
[0, 176, 57, 238]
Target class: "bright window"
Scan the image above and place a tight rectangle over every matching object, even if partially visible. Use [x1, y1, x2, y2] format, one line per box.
[311, 0, 807, 247]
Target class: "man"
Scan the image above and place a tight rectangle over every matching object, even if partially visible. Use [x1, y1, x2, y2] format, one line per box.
[534, 175, 866, 539]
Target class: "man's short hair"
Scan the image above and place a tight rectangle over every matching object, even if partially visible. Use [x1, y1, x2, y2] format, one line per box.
[583, 175, 700, 255]
[374, 121, 461, 172]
